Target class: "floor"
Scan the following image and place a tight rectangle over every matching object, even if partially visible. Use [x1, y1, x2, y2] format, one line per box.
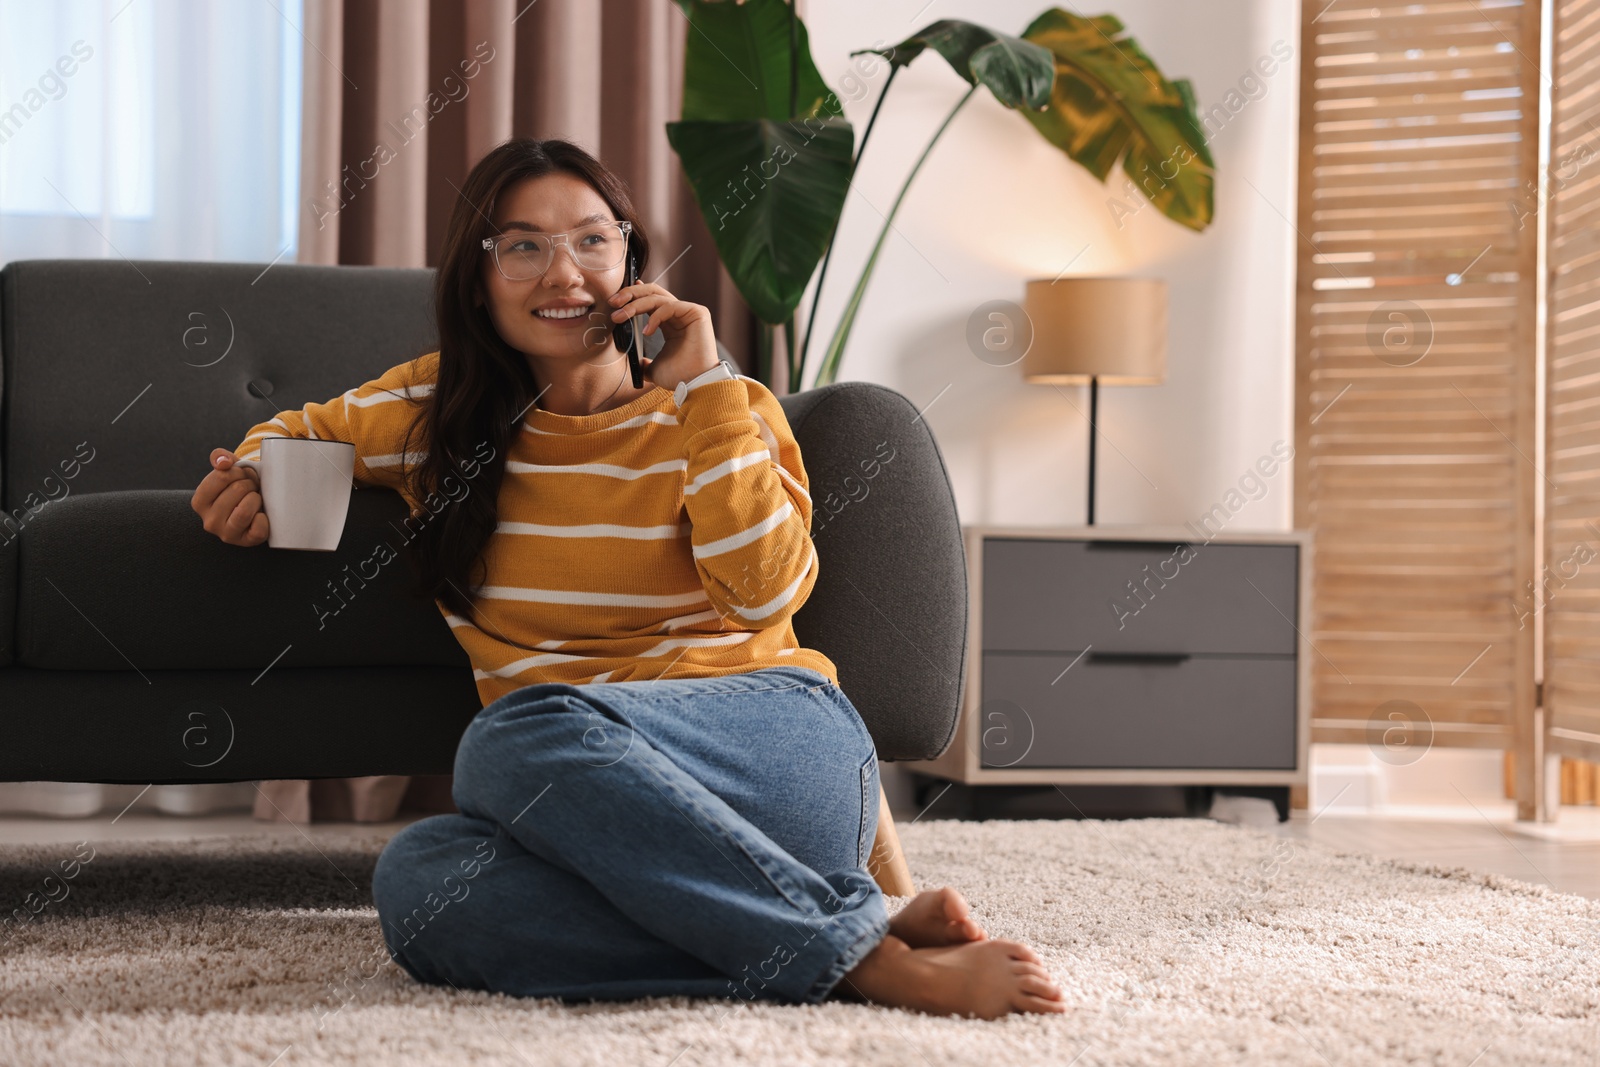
[2, 800, 1597, 900]
[1273, 804, 1600, 901]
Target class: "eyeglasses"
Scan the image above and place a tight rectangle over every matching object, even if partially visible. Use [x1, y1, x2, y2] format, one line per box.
[480, 220, 633, 281]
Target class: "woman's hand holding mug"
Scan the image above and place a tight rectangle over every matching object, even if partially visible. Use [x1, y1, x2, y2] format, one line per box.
[192, 449, 270, 547]
[195, 438, 354, 550]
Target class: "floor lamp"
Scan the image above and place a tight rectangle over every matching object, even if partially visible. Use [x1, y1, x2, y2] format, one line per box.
[1021, 277, 1168, 525]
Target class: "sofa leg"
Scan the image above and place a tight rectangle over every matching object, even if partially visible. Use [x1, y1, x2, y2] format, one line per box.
[868, 783, 917, 896]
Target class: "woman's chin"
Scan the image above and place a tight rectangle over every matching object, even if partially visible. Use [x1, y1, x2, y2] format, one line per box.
[514, 326, 610, 361]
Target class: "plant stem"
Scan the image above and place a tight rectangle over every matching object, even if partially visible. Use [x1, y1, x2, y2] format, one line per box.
[785, 312, 800, 394]
[756, 321, 773, 387]
[814, 81, 978, 387]
[796, 61, 899, 389]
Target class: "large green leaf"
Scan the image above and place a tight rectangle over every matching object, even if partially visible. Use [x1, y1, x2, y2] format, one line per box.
[852, 20, 1055, 110]
[673, 0, 831, 121]
[1020, 8, 1214, 231]
[666, 117, 854, 325]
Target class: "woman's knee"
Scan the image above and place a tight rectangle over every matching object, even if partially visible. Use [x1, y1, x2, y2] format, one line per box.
[454, 687, 562, 799]
[454, 686, 621, 805]
[457, 685, 587, 762]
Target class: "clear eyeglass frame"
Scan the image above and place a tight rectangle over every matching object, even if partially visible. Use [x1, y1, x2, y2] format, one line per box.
[480, 219, 633, 281]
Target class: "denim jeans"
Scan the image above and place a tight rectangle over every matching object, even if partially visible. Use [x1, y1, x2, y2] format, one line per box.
[371, 664, 889, 1006]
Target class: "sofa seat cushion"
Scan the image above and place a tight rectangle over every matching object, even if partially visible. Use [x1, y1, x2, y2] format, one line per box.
[15, 488, 470, 672]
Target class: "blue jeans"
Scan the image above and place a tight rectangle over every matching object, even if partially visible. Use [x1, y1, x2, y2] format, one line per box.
[371, 665, 888, 1006]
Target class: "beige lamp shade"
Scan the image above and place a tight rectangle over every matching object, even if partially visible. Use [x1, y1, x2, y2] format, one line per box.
[1021, 277, 1168, 385]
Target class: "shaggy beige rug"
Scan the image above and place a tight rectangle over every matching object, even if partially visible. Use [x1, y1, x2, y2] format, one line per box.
[1, 818, 1596, 1066]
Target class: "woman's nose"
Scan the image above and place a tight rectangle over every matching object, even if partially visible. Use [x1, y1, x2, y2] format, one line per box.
[542, 242, 585, 286]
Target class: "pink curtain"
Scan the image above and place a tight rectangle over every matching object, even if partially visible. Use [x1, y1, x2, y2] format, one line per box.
[257, 0, 759, 824]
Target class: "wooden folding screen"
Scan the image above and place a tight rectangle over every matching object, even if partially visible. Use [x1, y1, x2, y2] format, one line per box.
[1544, 0, 1600, 772]
[1294, 0, 1543, 816]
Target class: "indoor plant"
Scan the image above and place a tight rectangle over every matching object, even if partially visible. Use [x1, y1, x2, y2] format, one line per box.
[666, 0, 1214, 392]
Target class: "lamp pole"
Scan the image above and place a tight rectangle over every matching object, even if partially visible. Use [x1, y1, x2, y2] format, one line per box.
[1087, 375, 1098, 526]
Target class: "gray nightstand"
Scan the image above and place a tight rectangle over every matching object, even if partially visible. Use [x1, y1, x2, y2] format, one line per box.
[906, 524, 1312, 788]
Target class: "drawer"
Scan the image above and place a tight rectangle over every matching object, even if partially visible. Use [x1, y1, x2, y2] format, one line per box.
[981, 537, 1298, 655]
[978, 651, 1297, 770]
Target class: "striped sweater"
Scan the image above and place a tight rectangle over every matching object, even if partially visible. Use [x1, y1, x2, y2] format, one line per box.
[233, 351, 840, 708]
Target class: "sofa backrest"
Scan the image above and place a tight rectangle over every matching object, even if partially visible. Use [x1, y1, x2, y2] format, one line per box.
[0, 259, 438, 510]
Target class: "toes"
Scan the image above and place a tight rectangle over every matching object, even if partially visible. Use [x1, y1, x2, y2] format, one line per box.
[937, 886, 971, 922]
[1018, 974, 1064, 1000]
[996, 938, 1042, 963]
[1016, 993, 1069, 1014]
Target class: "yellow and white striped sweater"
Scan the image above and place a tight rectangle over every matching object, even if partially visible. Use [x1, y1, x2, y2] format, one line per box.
[233, 351, 840, 708]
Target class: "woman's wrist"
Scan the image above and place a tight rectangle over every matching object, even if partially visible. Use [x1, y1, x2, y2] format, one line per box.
[673, 358, 734, 405]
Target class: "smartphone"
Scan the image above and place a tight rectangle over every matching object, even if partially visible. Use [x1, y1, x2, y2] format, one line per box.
[613, 253, 644, 388]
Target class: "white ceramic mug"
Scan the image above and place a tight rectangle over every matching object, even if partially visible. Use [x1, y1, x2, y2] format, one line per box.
[231, 437, 355, 551]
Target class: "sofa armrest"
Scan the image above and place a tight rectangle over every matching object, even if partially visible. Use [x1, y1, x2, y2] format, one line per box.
[779, 381, 968, 762]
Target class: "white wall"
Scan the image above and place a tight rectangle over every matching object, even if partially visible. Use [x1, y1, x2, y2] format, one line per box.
[801, 0, 1299, 531]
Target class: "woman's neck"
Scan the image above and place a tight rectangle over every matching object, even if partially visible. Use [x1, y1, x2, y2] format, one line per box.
[526, 347, 655, 416]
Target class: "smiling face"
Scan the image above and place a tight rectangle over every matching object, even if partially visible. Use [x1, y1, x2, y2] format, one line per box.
[476, 171, 628, 364]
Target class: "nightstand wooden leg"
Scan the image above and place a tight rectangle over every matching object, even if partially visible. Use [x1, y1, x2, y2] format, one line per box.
[868, 783, 916, 897]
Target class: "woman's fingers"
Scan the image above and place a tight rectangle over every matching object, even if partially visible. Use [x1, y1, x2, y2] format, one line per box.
[224, 482, 263, 533]
[641, 302, 683, 336]
[194, 454, 251, 514]
[611, 290, 669, 322]
[218, 476, 260, 523]
[613, 291, 697, 339]
[609, 281, 669, 305]
[194, 447, 271, 546]
[194, 475, 256, 542]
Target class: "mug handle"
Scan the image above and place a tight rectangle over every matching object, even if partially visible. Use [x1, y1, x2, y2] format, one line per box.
[230, 455, 262, 485]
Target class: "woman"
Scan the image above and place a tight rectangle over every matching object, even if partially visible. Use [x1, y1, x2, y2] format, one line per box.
[190, 138, 1065, 1019]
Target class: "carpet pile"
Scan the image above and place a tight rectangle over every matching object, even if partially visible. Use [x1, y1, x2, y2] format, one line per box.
[1, 818, 1596, 1065]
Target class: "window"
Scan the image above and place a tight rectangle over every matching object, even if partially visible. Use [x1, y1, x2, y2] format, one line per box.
[0, 0, 302, 266]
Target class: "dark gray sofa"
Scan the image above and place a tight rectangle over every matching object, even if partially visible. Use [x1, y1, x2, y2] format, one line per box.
[0, 259, 966, 787]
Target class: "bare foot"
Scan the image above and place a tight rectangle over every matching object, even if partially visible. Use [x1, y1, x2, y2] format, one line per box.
[833, 932, 1067, 1020]
[889, 887, 987, 948]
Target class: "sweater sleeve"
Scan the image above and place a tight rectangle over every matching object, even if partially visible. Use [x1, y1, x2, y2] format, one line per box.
[231, 352, 437, 496]
[675, 371, 818, 628]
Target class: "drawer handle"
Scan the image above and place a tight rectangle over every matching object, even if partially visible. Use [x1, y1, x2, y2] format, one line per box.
[1087, 651, 1191, 665]
[1083, 540, 1194, 553]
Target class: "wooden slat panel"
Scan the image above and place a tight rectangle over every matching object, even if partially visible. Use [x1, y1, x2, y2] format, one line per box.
[1311, 157, 1518, 177]
[1313, 141, 1526, 166]
[1544, 0, 1600, 768]
[1295, 0, 1540, 816]
[1315, 74, 1535, 102]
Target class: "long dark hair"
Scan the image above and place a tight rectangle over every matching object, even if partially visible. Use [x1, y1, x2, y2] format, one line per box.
[391, 138, 652, 618]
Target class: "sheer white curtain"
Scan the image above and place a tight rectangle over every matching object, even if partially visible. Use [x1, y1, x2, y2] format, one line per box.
[0, 0, 301, 817]
[0, 0, 301, 265]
